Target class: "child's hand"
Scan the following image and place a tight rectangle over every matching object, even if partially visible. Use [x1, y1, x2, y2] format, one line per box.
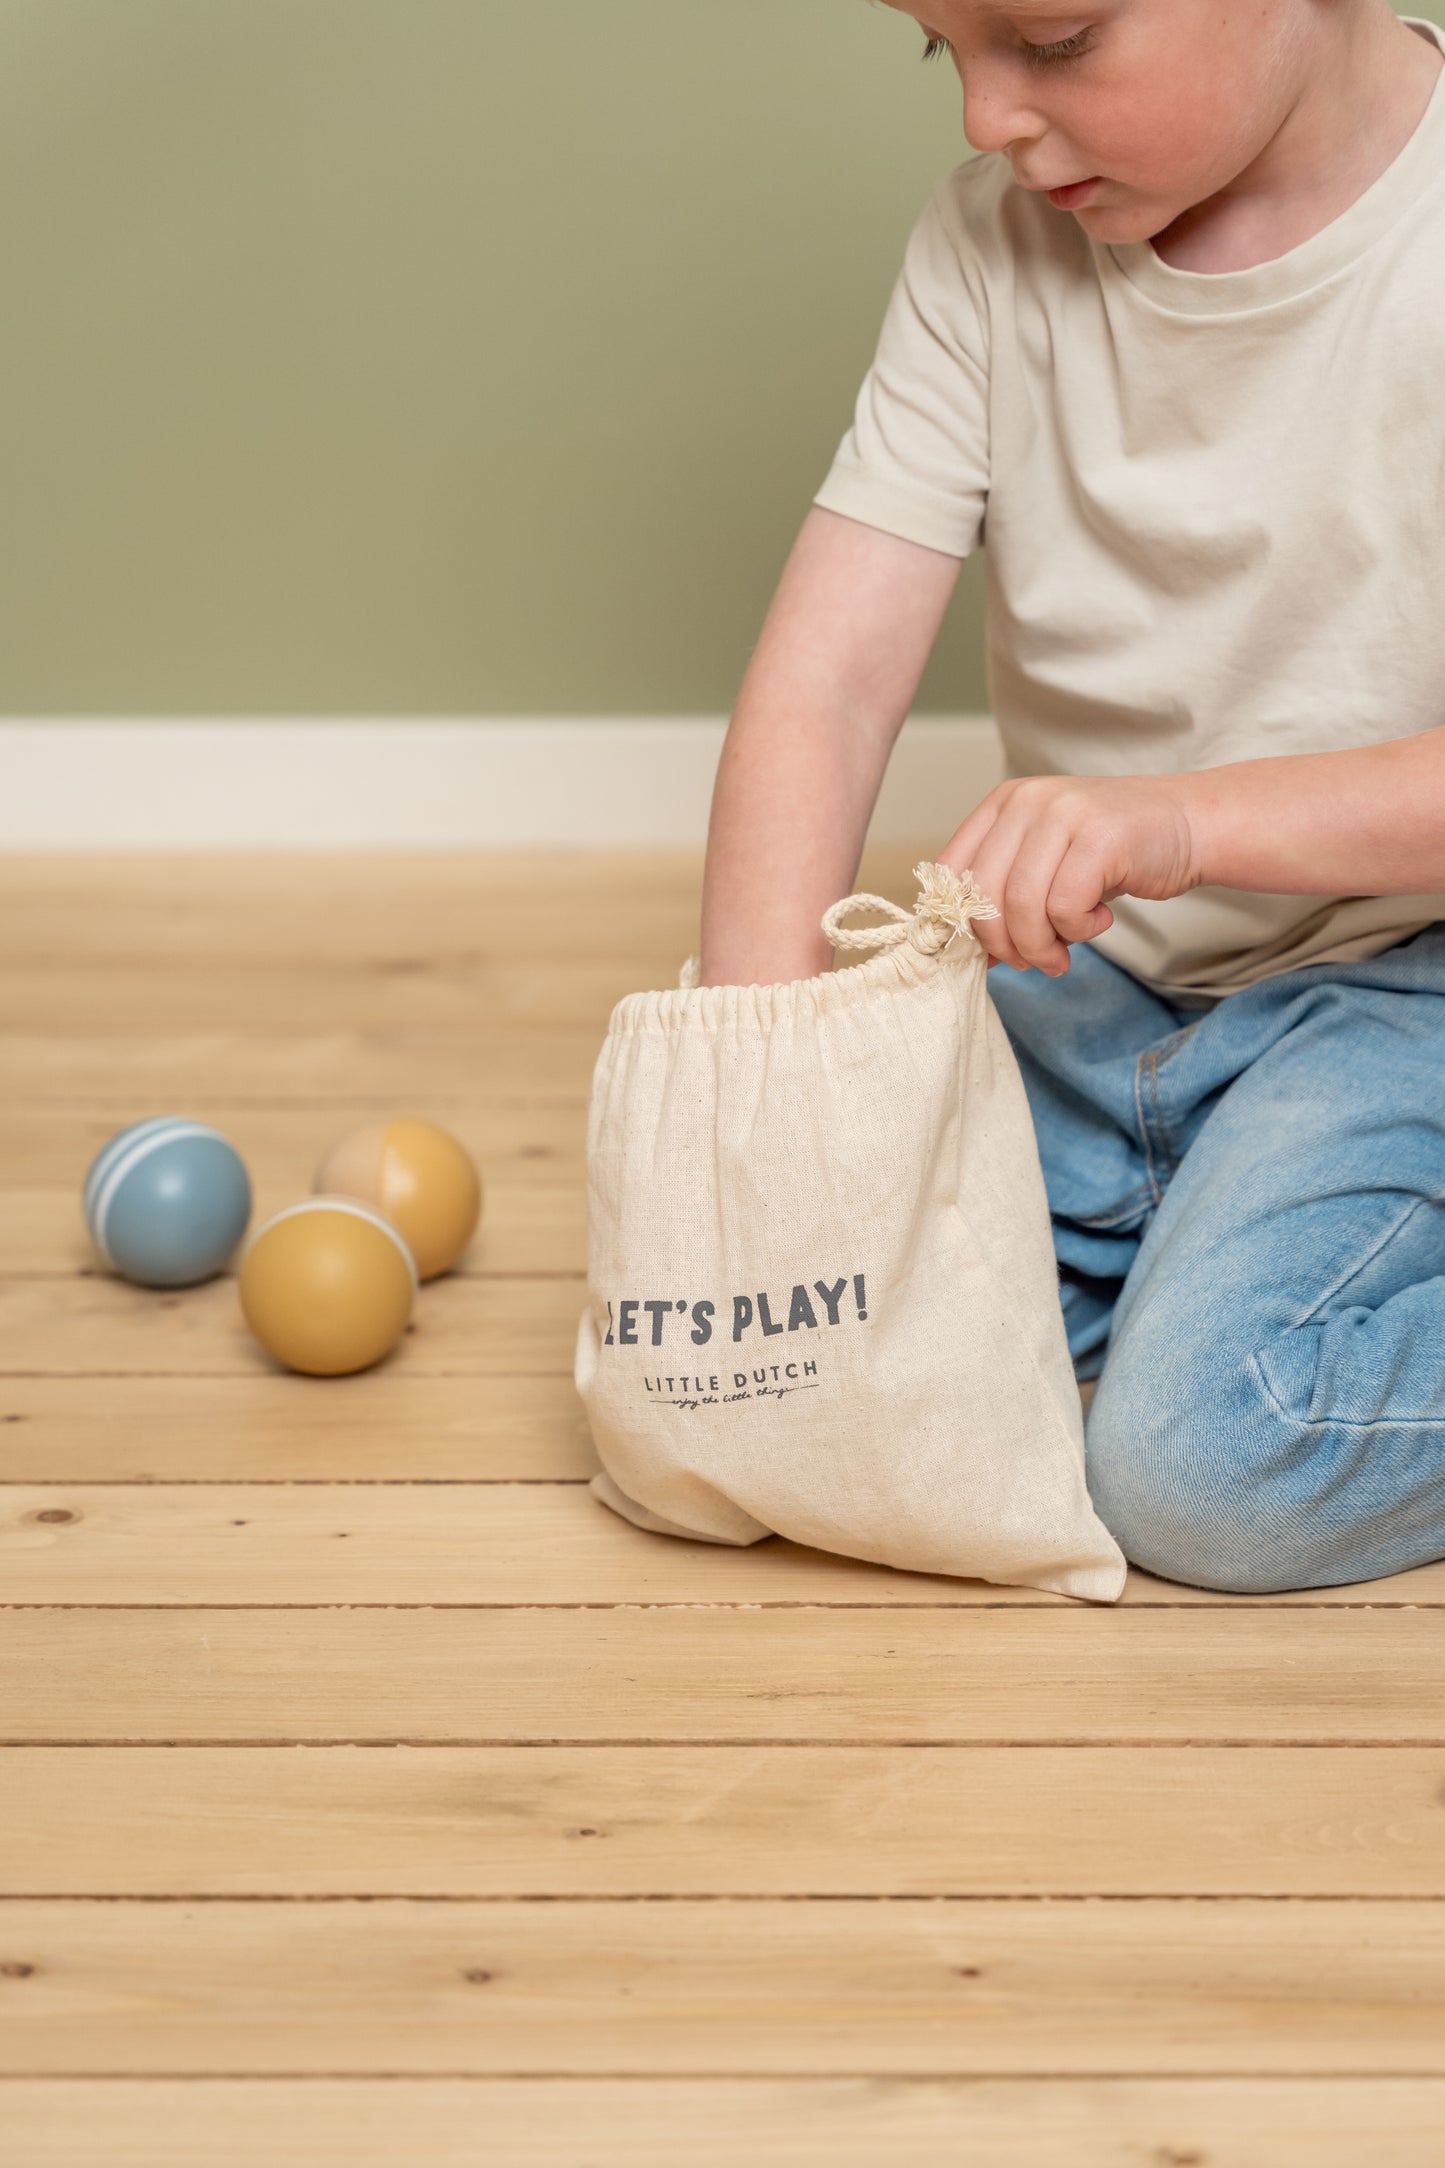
[938, 773, 1200, 975]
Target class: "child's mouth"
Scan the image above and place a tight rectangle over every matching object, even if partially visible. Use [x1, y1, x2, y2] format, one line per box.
[1047, 177, 1103, 209]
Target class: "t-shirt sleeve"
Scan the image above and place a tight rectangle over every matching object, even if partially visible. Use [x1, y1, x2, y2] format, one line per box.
[812, 171, 990, 560]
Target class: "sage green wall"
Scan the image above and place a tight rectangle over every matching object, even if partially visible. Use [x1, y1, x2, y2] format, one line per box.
[3, 3, 1438, 716]
[0, 0, 979, 714]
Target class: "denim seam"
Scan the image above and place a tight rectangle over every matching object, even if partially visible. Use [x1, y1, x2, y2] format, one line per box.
[1072, 1179, 1159, 1231]
[1248, 1194, 1440, 1427]
[1154, 1020, 1204, 1065]
[1288, 1195, 1432, 1331]
[1133, 1020, 1203, 1193]
[1247, 1346, 1445, 1430]
[1133, 1054, 1166, 1207]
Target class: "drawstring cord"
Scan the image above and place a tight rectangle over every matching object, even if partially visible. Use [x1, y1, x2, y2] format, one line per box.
[821, 860, 998, 960]
[679, 861, 997, 989]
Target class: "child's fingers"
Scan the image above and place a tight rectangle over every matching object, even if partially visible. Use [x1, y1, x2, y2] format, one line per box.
[994, 834, 1076, 975]
[940, 787, 1113, 974]
[1044, 843, 1113, 946]
[963, 796, 1084, 975]
[964, 883, 1035, 973]
[938, 800, 1003, 892]
[975, 831, 1116, 975]
[975, 871, 1067, 976]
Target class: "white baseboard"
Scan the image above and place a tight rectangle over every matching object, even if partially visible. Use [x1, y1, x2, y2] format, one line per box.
[0, 716, 1004, 850]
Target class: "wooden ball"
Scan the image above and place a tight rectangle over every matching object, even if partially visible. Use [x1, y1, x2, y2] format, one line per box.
[83, 1116, 252, 1287]
[313, 1118, 482, 1280]
[239, 1198, 416, 1376]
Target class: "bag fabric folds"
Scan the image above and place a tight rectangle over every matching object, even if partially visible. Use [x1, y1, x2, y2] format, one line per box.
[573, 861, 1126, 1603]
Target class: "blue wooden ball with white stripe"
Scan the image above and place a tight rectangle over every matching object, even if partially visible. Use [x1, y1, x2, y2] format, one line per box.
[83, 1117, 252, 1287]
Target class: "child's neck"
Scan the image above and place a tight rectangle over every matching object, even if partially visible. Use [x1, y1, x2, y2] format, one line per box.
[1151, 10, 1442, 273]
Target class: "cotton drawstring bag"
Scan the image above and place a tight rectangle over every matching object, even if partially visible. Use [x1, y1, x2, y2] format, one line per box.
[573, 861, 1126, 1603]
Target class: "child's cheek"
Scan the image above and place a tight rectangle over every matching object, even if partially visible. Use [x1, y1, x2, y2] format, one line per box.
[1085, 88, 1252, 201]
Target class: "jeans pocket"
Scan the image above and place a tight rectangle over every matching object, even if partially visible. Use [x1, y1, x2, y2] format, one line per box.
[1252, 1196, 1445, 1428]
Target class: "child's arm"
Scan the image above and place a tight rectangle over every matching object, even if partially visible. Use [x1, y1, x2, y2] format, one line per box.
[940, 734, 1445, 978]
[698, 506, 963, 986]
[1185, 732, 1445, 901]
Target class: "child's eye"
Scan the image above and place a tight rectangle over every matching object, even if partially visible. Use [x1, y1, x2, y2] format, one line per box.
[1022, 28, 1095, 67]
[922, 26, 1095, 68]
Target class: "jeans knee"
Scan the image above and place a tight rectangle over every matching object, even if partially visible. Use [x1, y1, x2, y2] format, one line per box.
[1084, 1351, 1328, 1594]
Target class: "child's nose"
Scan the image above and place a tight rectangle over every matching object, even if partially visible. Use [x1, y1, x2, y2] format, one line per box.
[960, 68, 1045, 158]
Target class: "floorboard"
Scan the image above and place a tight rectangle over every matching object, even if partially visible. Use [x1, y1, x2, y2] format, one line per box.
[5, 2077, 1442, 2168]
[6, 1745, 1443, 1898]
[4, 1607, 1441, 1742]
[0, 1376, 596, 1481]
[7, 849, 1438, 2161]
[6, 1480, 1445, 1606]
[5, 1899, 1445, 2076]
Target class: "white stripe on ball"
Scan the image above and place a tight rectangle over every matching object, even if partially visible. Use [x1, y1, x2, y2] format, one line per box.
[89, 1120, 234, 1266]
[243, 1194, 419, 1291]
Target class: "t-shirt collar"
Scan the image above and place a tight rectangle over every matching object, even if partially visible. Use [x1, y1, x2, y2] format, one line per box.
[1104, 15, 1445, 315]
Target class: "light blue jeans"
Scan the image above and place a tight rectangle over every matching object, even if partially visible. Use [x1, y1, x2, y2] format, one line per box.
[988, 927, 1445, 1593]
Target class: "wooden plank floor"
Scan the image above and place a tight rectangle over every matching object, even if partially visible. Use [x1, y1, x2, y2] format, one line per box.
[3, 852, 1444, 2166]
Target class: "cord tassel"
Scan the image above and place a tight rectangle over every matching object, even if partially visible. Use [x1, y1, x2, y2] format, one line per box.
[821, 859, 998, 959]
[679, 861, 997, 990]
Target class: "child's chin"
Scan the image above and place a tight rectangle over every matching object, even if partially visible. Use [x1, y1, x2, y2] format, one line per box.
[1072, 199, 1172, 245]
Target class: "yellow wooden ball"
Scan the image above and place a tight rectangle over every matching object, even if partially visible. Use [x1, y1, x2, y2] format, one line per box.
[313, 1117, 482, 1281]
[239, 1198, 417, 1377]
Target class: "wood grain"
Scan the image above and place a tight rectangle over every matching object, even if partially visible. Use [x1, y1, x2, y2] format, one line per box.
[0, 1031, 603, 1106]
[0, 1275, 579, 1378]
[4, 1899, 1445, 2075]
[4, 1609, 1441, 1743]
[0, 1377, 597, 1481]
[0, 959, 657, 1030]
[4, 2078, 1441, 2168]
[0, 850, 714, 963]
[6, 1745, 1444, 1897]
[5, 1481, 1444, 1607]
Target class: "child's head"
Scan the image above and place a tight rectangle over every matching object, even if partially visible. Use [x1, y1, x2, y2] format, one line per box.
[881, 0, 1391, 244]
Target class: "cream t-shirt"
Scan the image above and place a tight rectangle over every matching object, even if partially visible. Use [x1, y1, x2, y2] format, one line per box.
[814, 16, 1445, 996]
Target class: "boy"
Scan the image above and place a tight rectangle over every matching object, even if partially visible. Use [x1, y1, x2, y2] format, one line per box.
[696, 1, 1445, 1592]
